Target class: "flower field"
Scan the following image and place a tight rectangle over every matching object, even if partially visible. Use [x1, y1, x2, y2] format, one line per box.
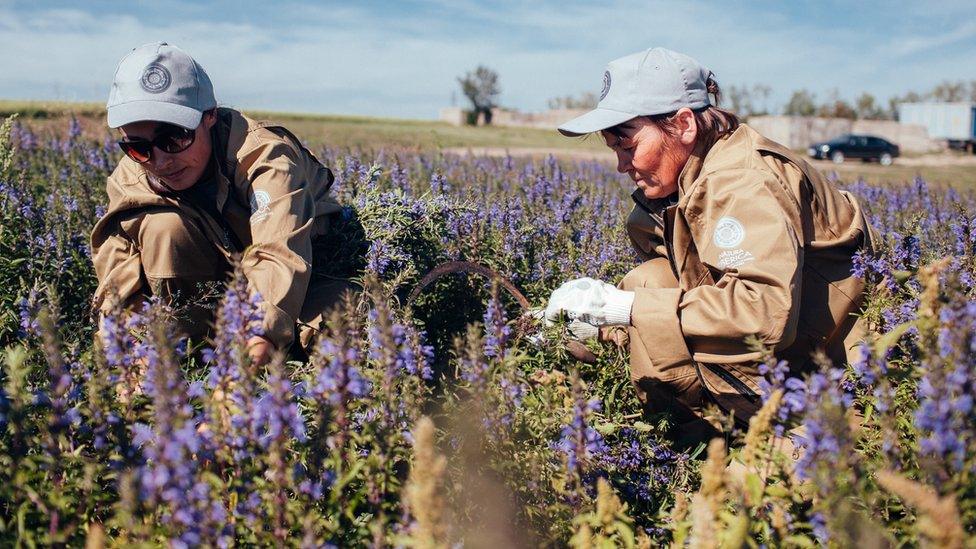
[0, 114, 974, 547]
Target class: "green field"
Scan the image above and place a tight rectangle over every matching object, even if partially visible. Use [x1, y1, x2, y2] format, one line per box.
[0, 99, 607, 153]
[4, 99, 973, 187]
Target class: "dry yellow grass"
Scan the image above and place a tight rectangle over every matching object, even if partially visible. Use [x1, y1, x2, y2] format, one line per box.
[875, 470, 965, 549]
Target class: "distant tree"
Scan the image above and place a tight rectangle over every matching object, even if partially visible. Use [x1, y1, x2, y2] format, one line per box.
[783, 89, 817, 116]
[931, 80, 967, 102]
[855, 92, 887, 120]
[548, 92, 598, 110]
[727, 84, 750, 115]
[458, 65, 501, 125]
[816, 89, 856, 120]
[727, 84, 772, 117]
[750, 84, 772, 116]
[817, 100, 857, 120]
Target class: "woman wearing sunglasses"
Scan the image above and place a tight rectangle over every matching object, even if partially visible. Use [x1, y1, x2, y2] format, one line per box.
[543, 48, 876, 447]
[91, 42, 345, 365]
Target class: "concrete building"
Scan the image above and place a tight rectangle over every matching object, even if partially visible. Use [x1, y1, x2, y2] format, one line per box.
[746, 116, 942, 154]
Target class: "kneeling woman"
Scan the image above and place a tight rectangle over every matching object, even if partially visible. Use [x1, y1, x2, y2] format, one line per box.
[545, 47, 874, 440]
[91, 42, 344, 364]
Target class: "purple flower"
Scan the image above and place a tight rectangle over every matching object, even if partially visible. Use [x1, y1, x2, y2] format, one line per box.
[18, 289, 41, 338]
[134, 310, 230, 546]
[252, 366, 307, 448]
[482, 292, 511, 359]
[367, 307, 434, 381]
[915, 299, 976, 472]
[554, 389, 607, 474]
[204, 273, 265, 390]
[313, 339, 370, 407]
[793, 367, 852, 482]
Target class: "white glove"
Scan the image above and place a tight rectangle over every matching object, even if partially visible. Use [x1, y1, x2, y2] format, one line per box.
[544, 277, 634, 327]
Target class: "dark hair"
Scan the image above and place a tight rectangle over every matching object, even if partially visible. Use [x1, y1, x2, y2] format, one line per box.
[646, 76, 740, 152]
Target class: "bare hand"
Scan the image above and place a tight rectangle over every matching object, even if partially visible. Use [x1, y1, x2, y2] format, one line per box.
[247, 335, 274, 366]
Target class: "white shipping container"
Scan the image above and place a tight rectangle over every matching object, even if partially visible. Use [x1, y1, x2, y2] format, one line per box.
[898, 103, 976, 141]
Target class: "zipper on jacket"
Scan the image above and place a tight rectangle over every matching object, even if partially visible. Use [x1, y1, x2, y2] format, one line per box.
[663, 205, 680, 281]
[702, 363, 759, 403]
[692, 362, 756, 431]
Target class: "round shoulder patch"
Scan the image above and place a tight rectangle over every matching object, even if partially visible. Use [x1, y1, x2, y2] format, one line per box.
[249, 190, 272, 223]
[713, 216, 745, 249]
[600, 70, 611, 101]
[140, 63, 171, 94]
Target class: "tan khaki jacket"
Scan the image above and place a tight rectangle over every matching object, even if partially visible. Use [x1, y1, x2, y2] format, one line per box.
[91, 108, 341, 348]
[624, 124, 874, 387]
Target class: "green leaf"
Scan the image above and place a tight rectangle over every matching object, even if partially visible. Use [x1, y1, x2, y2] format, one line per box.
[613, 522, 636, 548]
[745, 472, 764, 503]
[630, 421, 653, 433]
[720, 512, 749, 549]
[863, 403, 874, 423]
[765, 484, 790, 499]
[783, 534, 817, 547]
[333, 459, 366, 494]
[872, 321, 915, 356]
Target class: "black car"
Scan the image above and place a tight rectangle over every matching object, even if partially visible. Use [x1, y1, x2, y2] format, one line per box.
[807, 134, 900, 166]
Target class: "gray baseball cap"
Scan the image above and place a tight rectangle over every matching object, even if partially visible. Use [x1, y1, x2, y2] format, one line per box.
[558, 47, 713, 137]
[106, 42, 216, 130]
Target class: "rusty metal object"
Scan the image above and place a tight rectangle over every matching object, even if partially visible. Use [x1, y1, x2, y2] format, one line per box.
[407, 261, 530, 309]
[408, 260, 597, 364]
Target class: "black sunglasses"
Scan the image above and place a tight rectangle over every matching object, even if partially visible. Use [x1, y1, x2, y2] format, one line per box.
[117, 124, 196, 163]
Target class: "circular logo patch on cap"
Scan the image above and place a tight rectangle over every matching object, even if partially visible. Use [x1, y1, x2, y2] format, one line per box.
[713, 216, 745, 249]
[600, 70, 611, 101]
[140, 63, 171, 94]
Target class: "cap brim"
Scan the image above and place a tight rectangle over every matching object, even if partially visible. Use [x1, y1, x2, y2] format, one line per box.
[107, 101, 203, 129]
[557, 108, 636, 137]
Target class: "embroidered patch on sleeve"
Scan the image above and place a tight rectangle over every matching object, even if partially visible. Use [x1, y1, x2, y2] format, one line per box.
[249, 190, 271, 223]
[713, 216, 745, 249]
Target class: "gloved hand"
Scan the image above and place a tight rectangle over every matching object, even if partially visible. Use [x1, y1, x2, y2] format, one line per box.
[527, 308, 600, 342]
[544, 277, 634, 328]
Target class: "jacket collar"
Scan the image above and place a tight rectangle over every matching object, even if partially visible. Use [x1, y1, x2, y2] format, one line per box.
[675, 124, 755, 206]
[210, 108, 238, 212]
[676, 137, 714, 200]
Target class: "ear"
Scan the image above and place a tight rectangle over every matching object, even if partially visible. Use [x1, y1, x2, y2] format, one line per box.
[673, 107, 698, 146]
[201, 109, 218, 130]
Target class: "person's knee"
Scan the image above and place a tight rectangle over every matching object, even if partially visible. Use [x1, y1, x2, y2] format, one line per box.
[137, 210, 224, 278]
[619, 257, 678, 291]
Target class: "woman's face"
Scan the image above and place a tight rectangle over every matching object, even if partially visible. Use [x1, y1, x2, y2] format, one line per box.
[120, 112, 216, 192]
[601, 109, 696, 200]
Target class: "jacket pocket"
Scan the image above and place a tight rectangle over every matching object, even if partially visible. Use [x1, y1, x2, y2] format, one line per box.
[694, 360, 762, 428]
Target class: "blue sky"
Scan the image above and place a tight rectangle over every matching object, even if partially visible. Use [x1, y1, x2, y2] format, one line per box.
[1, 0, 975, 119]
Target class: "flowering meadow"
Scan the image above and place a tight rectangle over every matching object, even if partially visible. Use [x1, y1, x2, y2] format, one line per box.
[0, 114, 974, 547]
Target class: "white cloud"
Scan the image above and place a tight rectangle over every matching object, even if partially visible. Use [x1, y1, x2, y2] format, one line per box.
[0, 1, 973, 118]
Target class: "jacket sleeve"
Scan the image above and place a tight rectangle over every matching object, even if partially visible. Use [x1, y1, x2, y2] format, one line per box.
[631, 168, 803, 366]
[90, 217, 146, 315]
[236, 137, 318, 349]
